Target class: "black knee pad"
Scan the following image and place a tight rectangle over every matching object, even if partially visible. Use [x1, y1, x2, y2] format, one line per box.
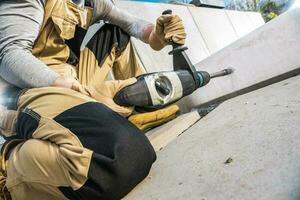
[55, 102, 156, 200]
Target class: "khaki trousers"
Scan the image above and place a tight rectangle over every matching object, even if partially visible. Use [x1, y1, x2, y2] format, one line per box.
[3, 24, 151, 200]
[4, 87, 155, 200]
[2, 0, 152, 198]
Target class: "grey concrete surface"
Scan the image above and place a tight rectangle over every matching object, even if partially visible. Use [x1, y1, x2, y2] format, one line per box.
[124, 75, 300, 200]
[225, 10, 263, 38]
[182, 8, 300, 110]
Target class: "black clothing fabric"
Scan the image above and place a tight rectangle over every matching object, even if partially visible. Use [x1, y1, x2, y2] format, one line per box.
[14, 101, 156, 200]
[66, 24, 130, 67]
[55, 102, 156, 200]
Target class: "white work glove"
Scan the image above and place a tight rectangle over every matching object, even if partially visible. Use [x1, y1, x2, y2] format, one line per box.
[149, 14, 186, 51]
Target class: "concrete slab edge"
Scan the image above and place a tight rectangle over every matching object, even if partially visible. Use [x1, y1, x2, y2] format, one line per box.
[194, 67, 300, 109]
[146, 111, 200, 152]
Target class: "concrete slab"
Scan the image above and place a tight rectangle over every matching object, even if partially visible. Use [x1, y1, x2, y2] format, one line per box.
[124, 75, 300, 200]
[189, 7, 238, 54]
[247, 11, 266, 28]
[225, 10, 258, 38]
[116, 1, 209, 72]
[183, 8, 300, 110]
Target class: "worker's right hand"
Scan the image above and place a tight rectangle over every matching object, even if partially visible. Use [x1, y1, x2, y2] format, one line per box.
[149, 14, 186, 51]
[52, 76, 77, 89]
[52, 77, 90, 96]
[71, 79, 137, 117]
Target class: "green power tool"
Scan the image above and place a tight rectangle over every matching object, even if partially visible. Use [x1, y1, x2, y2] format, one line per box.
[113, 10, 234, 110]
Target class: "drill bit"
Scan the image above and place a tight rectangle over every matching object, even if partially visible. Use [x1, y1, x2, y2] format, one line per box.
[209, 67, 235, 79]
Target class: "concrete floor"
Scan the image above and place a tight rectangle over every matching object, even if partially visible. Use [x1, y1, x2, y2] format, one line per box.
[124, 75, 300, 200]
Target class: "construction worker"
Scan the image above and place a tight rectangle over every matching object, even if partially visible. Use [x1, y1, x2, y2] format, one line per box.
[0, 0, 186, 199]
[0, 0, 185, 128]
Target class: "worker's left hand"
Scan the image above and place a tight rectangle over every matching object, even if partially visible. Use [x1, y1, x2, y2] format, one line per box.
[149, 14, 186, 51]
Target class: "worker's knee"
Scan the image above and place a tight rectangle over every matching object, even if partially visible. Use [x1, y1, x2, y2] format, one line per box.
[92, 112, 156, 197]
[115, 128, 156, 177]
[89, 132, 156, 199]
[73, 103, 157, 199]
[51, 102, 156, 198]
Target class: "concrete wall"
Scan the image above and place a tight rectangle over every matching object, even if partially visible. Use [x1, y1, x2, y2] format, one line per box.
[116, 1, 265, 72]
[225, 10, 264, 38]
[190, 7, 238, 54]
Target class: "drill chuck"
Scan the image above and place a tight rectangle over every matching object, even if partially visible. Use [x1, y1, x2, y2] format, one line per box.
[195, 71, 211, 87]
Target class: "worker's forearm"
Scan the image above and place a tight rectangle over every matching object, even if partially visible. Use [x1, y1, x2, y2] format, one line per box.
[0, 0, 59, 88]
[92, 0, 154, 42]
[0, 50, 59, 88]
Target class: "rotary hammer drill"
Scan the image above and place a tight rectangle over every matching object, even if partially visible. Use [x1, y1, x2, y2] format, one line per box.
[113, 10, 234, 111]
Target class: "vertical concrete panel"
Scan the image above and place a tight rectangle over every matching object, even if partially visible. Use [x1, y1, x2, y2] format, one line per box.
[189, 7, 239, 54]
[225, 10, 257, 38]
[116, 1, 210, 72]
[247, 12, 265, 29]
